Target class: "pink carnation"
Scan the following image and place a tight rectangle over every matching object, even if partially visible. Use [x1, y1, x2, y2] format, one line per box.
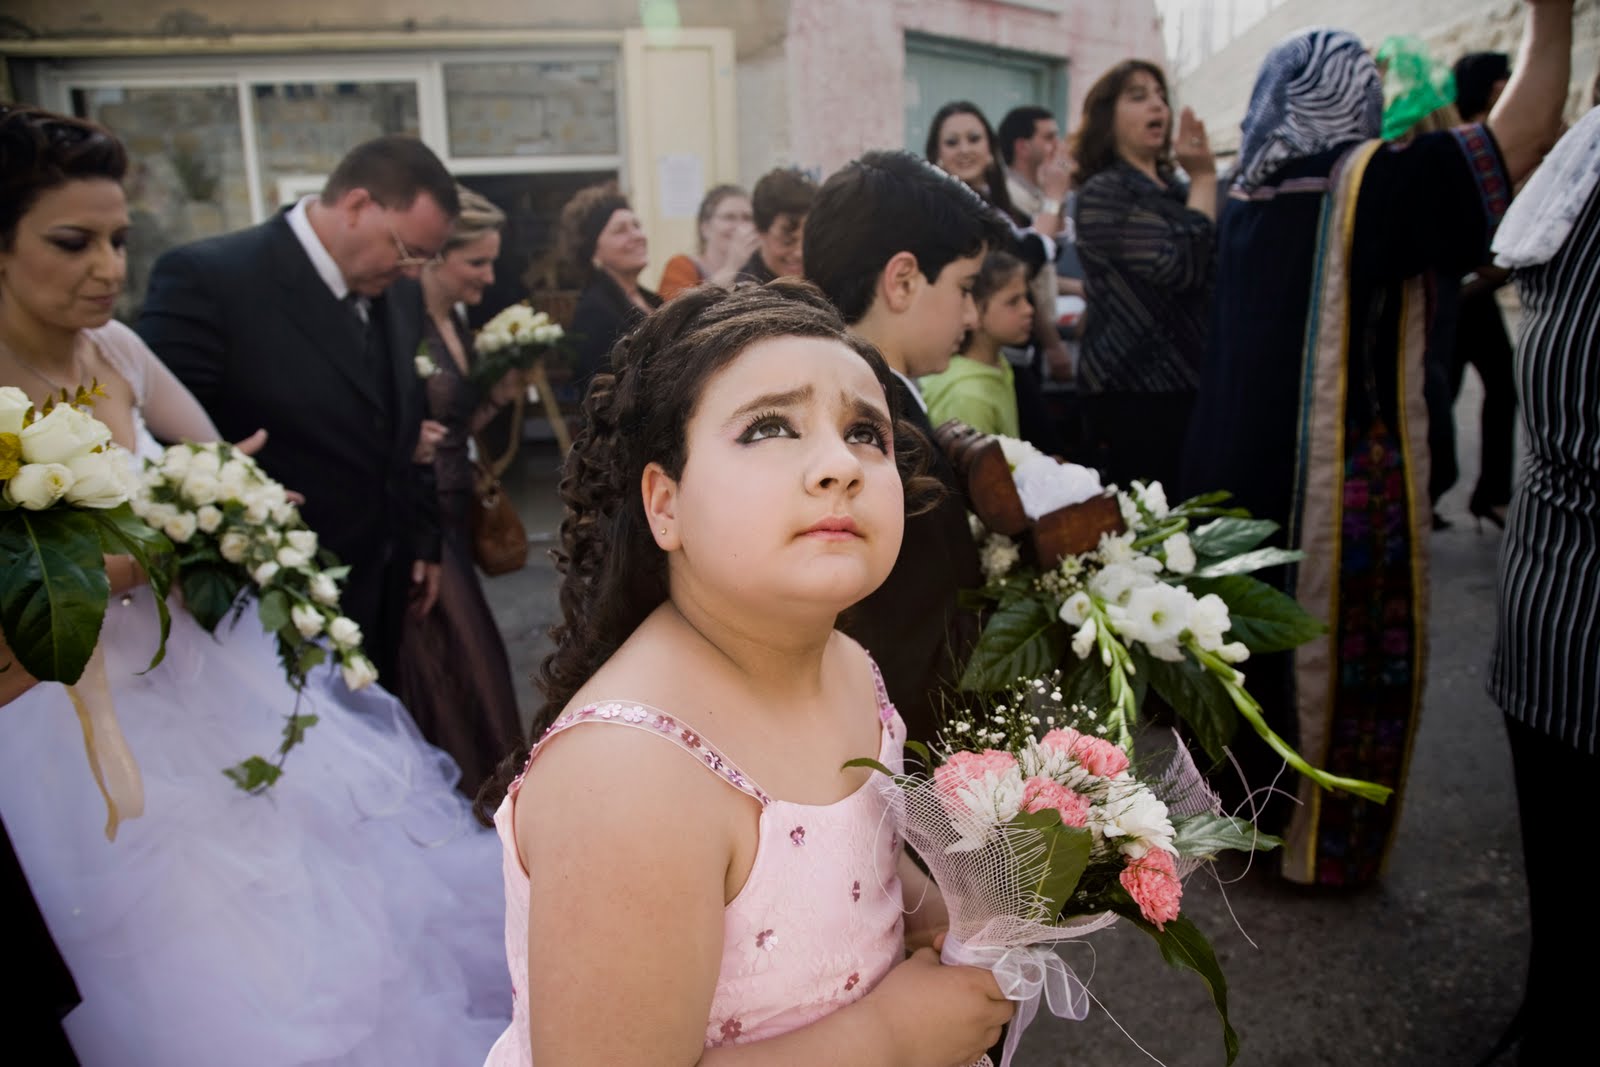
[933, 749, 1020, 800]
[1119, 848, 1182, 930]
[1039, 727, 1130, 778]
[1020, 776, 1091, 827]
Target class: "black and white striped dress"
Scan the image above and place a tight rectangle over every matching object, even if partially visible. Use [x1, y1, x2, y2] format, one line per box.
[1488, 180, 1600, 754]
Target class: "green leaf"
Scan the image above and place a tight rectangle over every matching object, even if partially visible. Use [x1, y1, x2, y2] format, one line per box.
[1135, 649, 1239, 764]
[223, 755, 283, 792]
[293, 642, 326, 679]
[958, 596, 1069, 692]
[181, 563, 247, 633]
[1171, 490, 1235, 511]
[278, 713, 320, 754]
[0, 508, 111, 683]
[1187, 517, 1278, 560]
[88, 503, 176, 672]
[1009, 809, 1092, 918]
[903, 739, 933, 770]
[1171, 813, 1283, 859]
[1184, 575, 1327, 654]
[1111, 897, 1240, 1065]
[842, 757, 895, 776]
[257, 587, 290, 634]
[1191, 546, 1304, 578]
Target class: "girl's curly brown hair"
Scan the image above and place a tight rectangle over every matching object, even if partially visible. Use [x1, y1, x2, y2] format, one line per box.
[475, 279, 942, 822]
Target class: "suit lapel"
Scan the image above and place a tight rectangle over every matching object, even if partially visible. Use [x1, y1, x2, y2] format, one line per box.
[377, 278, 424, 452]
[267, 215, 387, 412]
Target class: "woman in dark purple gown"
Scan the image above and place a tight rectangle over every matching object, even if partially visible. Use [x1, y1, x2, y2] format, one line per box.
[397, 188, 525, 801]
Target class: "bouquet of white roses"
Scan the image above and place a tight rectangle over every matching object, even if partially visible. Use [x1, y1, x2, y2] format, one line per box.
[1, 382, 174, 838]
[852, 675, 1278, 1066]
[941, 425, 1389, 804]
[468, 301, 569, 391]
[135, 441, 377, 792]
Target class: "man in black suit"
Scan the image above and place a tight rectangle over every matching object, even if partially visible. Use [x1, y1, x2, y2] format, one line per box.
[802, 151, 1009, 745]
[137, 136, 460, 687]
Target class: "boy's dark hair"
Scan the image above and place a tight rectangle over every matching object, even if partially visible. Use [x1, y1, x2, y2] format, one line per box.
[803, 150, 1009, 325]
[474, 279, 940, 823]
[750, 167, 818, 232]
[321, 134, 460, 216]
[997, 106, 1056, 165]
[0, 104, 127, 251]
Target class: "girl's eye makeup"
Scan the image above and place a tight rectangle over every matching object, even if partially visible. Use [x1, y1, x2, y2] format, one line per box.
[737, 411, 797, 443]
[847, 418, 891, 452]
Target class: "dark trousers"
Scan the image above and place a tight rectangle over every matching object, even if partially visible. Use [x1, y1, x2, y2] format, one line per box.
[1502, 713, 1596, 1062]
[1430, 289, 1516, 510]
[1080, 391, 1196, 492]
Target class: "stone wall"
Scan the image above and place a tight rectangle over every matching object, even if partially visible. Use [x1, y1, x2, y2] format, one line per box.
[1169, 0, 1599, 153]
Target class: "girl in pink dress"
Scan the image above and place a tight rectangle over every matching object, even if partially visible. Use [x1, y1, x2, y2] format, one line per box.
[480, 280, 1014, 1065]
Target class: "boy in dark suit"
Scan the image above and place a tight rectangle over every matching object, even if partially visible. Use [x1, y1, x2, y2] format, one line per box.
[137, 137, 460, 686]
[803, 150, 1009, 745]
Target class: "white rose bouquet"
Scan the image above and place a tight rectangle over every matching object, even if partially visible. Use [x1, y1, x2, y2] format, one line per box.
[941, 425, 1390, 804]
[134, 441, 377, 792]
[467, 301, 570, 391]
[1, 383, 175, 838]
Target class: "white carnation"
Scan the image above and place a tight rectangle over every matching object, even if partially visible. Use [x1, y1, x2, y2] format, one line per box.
[1094, 779, 1176, 859]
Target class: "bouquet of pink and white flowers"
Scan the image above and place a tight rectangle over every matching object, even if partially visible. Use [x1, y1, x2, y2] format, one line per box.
[134, 440, 377, 791]
[853, 675, 1278, 1066]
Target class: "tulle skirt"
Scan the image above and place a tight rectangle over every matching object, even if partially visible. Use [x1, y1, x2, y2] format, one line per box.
[0, 588, 511, 1066]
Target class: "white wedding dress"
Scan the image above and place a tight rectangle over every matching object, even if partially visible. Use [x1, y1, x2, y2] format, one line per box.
[0, 322, 511, 1066]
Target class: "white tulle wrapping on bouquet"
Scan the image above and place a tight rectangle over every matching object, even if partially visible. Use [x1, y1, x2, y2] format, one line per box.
[886, 733, 1220, 1067]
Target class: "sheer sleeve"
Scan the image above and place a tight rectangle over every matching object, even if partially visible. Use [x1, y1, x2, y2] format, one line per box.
[88, 320, 220, 444]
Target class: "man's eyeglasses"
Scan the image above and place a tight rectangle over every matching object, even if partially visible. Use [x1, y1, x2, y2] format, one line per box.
[387, 222, 438, 269]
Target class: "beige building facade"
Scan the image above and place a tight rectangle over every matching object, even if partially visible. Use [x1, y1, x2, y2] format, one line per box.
[0, 1, 1163, 300]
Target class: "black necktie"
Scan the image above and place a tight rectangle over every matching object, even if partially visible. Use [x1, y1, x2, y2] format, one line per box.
[343, 292, 384, 380]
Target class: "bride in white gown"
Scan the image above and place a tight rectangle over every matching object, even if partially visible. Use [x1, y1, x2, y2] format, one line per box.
[0, 105, 510, 1065]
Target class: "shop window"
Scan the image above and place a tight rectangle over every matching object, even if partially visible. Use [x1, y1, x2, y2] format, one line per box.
[443, 60, 618, 158]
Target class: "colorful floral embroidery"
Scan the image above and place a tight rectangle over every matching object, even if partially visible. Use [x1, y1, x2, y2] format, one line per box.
[790, 826, 806, 846]
[755, 929, 777, 950]
[720, 1019, 743, 1043]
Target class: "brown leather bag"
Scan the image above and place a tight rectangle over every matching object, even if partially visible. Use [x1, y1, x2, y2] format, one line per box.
[469, 393, 529, 576]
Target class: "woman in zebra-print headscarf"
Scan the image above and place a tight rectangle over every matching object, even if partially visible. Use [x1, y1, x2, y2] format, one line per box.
[1180, 2, 1574, 889]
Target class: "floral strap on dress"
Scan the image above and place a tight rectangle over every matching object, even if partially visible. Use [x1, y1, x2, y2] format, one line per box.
[510, 701, 773, 806]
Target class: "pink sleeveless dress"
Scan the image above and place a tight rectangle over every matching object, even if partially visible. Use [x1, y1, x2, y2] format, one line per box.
[483, 662, 907, 1064]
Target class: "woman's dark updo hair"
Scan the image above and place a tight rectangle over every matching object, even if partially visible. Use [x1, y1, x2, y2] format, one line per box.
[474, 279, 941, 822]
[0, 105, 127, 250]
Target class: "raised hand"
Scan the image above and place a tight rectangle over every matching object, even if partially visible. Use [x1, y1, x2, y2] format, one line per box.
[1174, 107, 1216, 177]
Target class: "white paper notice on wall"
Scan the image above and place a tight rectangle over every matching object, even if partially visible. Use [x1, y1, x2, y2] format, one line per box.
[656, 153, 705, 219]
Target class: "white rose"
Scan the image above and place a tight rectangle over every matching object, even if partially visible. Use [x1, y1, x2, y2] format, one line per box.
[309, 572, 340, 607]
[290, 603, 325, 639]
[327, 616, 362, 649]
[142, 501, 178, 528]
[195, 505, 223, 534]
[219, 530, 251, 564]
[62, 449, 130, 508]
[243, 491, 272, 524]
[286, 529, 317, 554]
[0, 385, 31, 437]
[276, 545, 309, 569]
[4, 462, 73, 509]
[18, 403, 111, 464]
[187, 448, 222, 475]
[182, 470, 221, 506]
[162, 511, 198, 544]
[340, 654, 378, 691]
[532, 323, 563, 344]
[217, 460, 251, 498]
[161, 444, 193, 478]
[1163, 532, 1196, 575]
[252, 560, 281, 586]
[414, 354, 438, 378]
